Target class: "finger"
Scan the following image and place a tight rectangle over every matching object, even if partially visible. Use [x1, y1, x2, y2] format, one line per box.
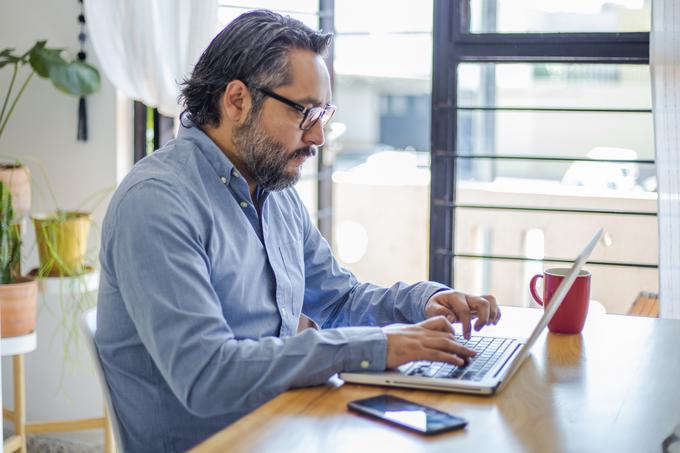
[423, 337, 476, 358]
[431, 303, 458, 323]
[419, 315, 454, 334]
[423, 349, 466, 366]
[446, 295, 472, 339]
[468, 296, 490, 331]
[482, 294, 501, 324]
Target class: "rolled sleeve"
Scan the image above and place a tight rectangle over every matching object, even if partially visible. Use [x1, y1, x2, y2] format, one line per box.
[341, 327, 387, 372]
[415, 283, 452, 322]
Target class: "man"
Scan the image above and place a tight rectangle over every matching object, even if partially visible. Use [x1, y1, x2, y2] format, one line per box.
[97, 9, 500, 452]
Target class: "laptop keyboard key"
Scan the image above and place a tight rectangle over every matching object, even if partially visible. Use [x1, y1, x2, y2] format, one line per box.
[402, 335, 517, 382]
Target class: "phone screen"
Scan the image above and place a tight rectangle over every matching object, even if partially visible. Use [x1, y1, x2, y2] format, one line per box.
[347, 394, 468, 434]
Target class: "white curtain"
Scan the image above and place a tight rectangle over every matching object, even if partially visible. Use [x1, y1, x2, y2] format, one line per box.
[84, 0, 218, 117]
[651, 0, 680, 319]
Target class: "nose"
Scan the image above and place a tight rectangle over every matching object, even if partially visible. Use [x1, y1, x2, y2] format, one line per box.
[302, 119, 325, 147]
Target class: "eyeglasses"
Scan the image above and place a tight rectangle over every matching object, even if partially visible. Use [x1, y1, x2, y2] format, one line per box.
[248, 84, 336, 131]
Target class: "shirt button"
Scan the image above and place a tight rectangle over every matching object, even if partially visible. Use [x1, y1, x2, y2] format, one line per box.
[220, 176, 227, 184]
[361, 360, 370, 369]
[239, 201, 248, 208]
[281, 307, 287, 316]
[232, 169, 240, 178]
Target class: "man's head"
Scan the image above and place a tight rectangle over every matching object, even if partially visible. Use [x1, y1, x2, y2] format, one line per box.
[180, 10, 334, 191]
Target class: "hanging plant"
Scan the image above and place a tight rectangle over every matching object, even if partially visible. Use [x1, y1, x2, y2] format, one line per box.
[0, 40, 100, 140]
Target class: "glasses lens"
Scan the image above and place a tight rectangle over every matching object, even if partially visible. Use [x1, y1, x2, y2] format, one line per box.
[301, 108, 323, 130]
[320, 105, 336, 127]
[301, 106, 337, 130]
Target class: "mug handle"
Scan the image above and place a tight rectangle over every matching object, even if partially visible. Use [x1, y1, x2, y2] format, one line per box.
[529, 274, 544, 306]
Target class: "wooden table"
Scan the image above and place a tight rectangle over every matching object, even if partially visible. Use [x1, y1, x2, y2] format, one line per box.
[191, 306, 680, 453]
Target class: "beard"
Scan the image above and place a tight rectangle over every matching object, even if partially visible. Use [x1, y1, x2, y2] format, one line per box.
[233, 111, 317, 192]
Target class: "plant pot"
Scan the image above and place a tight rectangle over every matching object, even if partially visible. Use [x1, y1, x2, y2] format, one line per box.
[0, 163, 31, 218]
[29, 265, 100, 295]
[33, 211, 91, 277]
[0, 275, 38, 337]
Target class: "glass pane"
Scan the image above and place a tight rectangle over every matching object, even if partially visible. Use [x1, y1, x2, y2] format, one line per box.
[456, 159, 658, 195]
[334, 34, 432, 80]
[456, 63, 654, 168]
[453, 209, 658, 265]
[468, 0, 651, 34]
[218, 0, 318, 14]
[453, 257, 658, 315]
[332, 3, 433, 285]
[458, 63, 652, 110]
[457, 110, 654, 162]
[218, 6, 318, 30]
[335, 0, 433, 33]
[333, 168, 430, 285]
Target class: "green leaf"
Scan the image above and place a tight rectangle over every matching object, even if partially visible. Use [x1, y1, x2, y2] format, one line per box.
[0, 48, 21, 69]
[49, 60, 100, 96]
[22, 41, 44, 61]
[29, 44, 67, 78]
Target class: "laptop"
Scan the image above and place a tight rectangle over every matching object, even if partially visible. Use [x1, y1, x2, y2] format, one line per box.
[340, 228, 603, 395]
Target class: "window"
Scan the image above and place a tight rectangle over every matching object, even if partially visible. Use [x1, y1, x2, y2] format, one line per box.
[430, 1, 655, 314]
[133, 103, 174, 163]
[331, 0, 433, 286]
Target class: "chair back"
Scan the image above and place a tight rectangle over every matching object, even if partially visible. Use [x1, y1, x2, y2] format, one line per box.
[80, 308, 124, 450]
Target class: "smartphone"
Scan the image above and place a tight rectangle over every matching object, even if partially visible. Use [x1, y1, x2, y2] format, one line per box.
[347, 394, 468, 435]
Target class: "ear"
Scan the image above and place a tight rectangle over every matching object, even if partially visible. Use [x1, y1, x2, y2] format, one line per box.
[221, 80, 252, 124]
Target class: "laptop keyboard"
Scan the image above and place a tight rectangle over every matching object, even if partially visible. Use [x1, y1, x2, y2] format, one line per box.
[402, 335, 515, 382]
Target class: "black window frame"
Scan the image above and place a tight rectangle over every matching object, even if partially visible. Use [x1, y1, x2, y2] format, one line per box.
[429, 0, 653, 286]
[133, 102, 174, 163]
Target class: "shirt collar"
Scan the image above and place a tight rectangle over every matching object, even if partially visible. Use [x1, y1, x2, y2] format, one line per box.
[176, 117, 237, 185]
[176, 117, 272, 203]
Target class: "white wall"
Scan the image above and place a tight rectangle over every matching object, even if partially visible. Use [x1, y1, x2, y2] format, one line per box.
[1, 0, 126, 445]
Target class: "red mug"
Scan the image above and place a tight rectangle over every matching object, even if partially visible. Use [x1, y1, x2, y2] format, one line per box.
[529, 268, 591, 334]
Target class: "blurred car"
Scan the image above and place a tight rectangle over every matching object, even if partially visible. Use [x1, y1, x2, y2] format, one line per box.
[561, 147, 641, 191]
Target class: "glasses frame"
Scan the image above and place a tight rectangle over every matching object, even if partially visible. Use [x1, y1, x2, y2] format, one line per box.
[247, 83, 336, 131]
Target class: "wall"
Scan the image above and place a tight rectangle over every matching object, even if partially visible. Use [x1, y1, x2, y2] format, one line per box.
[1, 0, 127, 445]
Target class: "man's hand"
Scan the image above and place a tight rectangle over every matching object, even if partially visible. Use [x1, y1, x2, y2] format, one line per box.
[425, 290, 500, 339]
[382, 316, 476, 369]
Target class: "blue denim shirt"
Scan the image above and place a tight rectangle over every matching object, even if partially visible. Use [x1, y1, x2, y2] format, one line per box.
[96, 121, 448, 452]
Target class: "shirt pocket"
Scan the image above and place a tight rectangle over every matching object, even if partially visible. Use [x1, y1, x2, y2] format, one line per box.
[278, 239, 305, 322]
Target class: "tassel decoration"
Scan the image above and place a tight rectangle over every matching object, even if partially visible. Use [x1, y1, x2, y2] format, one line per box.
[76, 0, 89, 142]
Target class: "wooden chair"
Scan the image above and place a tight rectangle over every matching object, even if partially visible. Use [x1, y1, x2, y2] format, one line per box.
[627, 291, 659, 317]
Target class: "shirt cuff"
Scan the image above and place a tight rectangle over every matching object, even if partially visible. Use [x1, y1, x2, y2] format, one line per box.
[415, 282, 452, 322]
[341, 326, 387, 372]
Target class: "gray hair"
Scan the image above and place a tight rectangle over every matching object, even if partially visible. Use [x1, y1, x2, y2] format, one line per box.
[179, 9, 332, 127]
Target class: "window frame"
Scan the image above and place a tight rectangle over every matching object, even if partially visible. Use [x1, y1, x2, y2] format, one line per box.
[429, 0, 652, 286]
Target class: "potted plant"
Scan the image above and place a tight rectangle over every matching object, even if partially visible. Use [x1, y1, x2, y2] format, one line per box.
[0, 41, 100, 217]
[0, 161, 30, 218]
[30, 181, 112, 369]
[0, 181, 37, 337]
[33, 210, 92, 278]
[31, 179, 111, 280]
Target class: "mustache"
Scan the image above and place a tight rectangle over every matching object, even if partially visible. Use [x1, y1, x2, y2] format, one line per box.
[289, 146, 317, 160]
